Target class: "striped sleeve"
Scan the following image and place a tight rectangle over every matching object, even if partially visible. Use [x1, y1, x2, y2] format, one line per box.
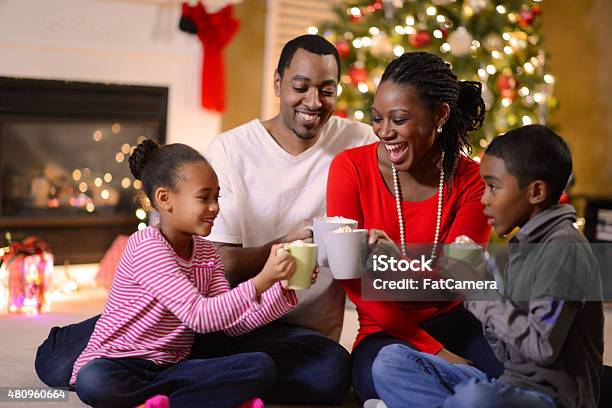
[204, 246, 298, 337]
[130, 235, 260, 334]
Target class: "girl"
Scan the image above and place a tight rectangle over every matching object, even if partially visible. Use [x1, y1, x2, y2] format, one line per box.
[72, 140, 314, 408]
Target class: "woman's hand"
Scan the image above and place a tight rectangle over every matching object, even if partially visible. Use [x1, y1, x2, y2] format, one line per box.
[435, 348, 474, 366]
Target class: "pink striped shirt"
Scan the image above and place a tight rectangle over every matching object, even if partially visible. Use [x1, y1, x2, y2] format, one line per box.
[70, 226, 297, 384]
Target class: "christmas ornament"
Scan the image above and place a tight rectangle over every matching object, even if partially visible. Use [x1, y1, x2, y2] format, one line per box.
[447, 27, 473, 56]
[370, 33, 393, 58]
[483, 33, 503, 51]
[335, 40, 350, 59]
[468, 0, 490, 13]
[334, 108, 348, 118]
[496, 71, 518, 100]
[348, 64, 368, 85]
[382, 0, 404, 19]
[518, 8, 536, 27]
[409, 30, 432, 48]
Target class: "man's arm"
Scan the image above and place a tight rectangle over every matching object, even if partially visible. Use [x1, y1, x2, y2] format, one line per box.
[215, 220, 312, 286]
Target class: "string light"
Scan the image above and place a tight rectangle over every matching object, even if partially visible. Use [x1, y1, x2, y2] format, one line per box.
[135, 208, 147, 220]
[405, 15, 415, 26]
[486, 64, 497, 75]
[544, 74, 555, 84]
[354, 110, 365, 120]
[358, 82, 369, 93]
[433, 30, 443, 39]
[121, 143, 131, 154]
[111, 123, 121, 134]
[522, 116, 533, 125]
[86, 203, 95, 213]
[350, 7, 361, 17]
[138, 222, 147, 231]
[79, 182, 88, 193]
[518, 87, 530, 97]
[92, 130, 103, 142]
[426, 6, 437, 16]
[101, 189, 110, 200]
[394, 25, 405, 35]
[121, 177, 131, 189]
[369, 27, 380, 35]
[133, 180, 142, 190]
[477, 68, 487, 78]
[533, 92, 545, 103]
[94, 177, 103, 187]
[104, 173, 113, 183]
[352, 38, 363, 48]
[440, 43, 451, 53]
[501, 98, 512, 107]
[503, 46, 513, 55]
[436, 15, 445, 23]
[115, 152, 125, 163]
[492, 51, 501, 59]
[72, 169, 82, 181]
[393, 45, 405, 57]
[307, 26, 318, 35]
[361, 36, 372, 46]
[404, 26, 416, 35]
[496, 5, 506, 14]
[502, 32, 511, 41]
[524, 62, 535, 74]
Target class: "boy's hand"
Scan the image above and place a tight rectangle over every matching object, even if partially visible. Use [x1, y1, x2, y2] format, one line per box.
[368, 229, 394, 246]
[253, 244, 297, 297]
[435, 348, 473, 366]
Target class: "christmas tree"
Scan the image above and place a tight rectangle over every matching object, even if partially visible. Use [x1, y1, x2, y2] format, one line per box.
[316, 0, 556, 157]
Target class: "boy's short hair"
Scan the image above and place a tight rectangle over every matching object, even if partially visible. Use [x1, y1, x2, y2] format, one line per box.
[485, 124, 572, 205]
[276, 35, 341, 81]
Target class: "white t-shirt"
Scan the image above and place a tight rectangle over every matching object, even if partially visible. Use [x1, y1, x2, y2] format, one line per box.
[205, 116, 376, 339]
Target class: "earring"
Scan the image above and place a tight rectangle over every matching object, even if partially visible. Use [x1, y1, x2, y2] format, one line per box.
[437, 124, 443, 134]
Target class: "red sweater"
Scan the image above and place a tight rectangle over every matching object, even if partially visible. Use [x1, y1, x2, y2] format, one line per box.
[327, 143, 491, 354]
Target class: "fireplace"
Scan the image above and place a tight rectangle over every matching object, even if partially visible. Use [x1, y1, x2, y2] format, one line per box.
[0, 77, 167, 264]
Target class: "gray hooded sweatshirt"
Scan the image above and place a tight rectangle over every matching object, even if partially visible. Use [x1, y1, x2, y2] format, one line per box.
[466, 204, 604, 408]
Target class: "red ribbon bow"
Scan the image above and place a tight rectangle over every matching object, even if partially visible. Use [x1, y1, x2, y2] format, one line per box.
[182, 2, 240, 112]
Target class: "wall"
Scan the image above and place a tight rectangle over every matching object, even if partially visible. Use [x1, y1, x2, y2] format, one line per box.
[0, 0, 221, 153]
[221, 0, 266, 131]
[542, 0, 612, 197]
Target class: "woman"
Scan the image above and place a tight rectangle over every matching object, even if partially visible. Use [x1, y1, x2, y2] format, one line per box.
[326, 52, 503, 401]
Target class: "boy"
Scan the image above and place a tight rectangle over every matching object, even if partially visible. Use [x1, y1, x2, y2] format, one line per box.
[371, 125, 603, 408]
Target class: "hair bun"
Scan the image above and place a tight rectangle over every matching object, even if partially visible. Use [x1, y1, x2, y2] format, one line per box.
[129, 139, 159, 180]
[457, 81, 485, 132]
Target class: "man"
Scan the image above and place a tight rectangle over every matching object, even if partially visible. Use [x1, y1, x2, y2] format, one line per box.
[201, 35, 376, 405]
[35, 35, 375, 405]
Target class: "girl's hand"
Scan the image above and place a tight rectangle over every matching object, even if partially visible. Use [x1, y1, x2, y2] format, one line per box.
[253, 244, 296, 296]
[435, 348, 473, 366]
[311, 266, 320, 285]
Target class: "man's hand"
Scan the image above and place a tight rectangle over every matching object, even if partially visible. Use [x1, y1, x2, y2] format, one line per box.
[283, 219, 313, 243]
[253, 244, 297, 297]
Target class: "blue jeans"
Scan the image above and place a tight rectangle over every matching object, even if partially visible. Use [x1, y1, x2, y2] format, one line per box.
[351, 305, 504, 402]
[372, 344, 555, 408]
[76, 354, 276, 408]
[35, 316, 350, 405]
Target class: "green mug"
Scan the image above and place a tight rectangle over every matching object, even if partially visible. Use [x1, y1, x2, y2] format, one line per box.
[282, 244, 318, 290]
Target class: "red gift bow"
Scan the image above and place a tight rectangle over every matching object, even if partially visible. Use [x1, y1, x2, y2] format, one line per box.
[181, 2, 240, 112]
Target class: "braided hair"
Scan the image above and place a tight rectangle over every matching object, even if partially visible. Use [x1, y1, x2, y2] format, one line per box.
[381, 52, 485, 181]
[128, 139, 208, 208]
